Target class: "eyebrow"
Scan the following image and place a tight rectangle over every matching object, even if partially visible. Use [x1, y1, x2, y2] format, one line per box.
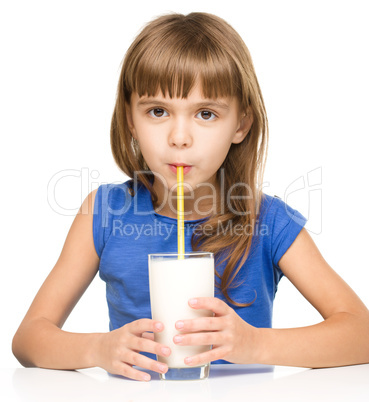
[195, 101, 230, 110]
[136, 98, 230, 110]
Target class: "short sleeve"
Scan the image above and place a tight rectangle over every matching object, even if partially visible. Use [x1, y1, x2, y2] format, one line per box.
[270, 197, 307, 267]
[93, 185, 105, 258]
[93, 183, 131, 258]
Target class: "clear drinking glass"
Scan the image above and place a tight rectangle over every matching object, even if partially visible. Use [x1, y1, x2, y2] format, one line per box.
[148, 252, 214, 380]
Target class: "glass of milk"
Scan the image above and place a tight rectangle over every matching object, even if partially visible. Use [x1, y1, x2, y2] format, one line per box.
[148, 252, 214, 380]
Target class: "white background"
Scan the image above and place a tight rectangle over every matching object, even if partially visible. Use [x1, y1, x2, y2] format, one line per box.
[1, 0, 368, 368]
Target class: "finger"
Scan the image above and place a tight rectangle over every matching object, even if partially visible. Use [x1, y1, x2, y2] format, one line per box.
[142, 332, 154, 341]
[128, 319, 165, 336]
[113, 363, 152, 382]
[131, 335, 171, 358]
[184, 346, 228, 367]
[124, 350, 169, 376]
[188, 297, 230, 316]
[175, 316, 221, 333]
[173, 331, 220, 347]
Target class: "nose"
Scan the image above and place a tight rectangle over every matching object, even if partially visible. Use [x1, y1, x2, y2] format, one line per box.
[168, 119, 193, 148]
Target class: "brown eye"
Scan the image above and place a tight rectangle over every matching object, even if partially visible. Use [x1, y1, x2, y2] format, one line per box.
[149, 108, 168, 118]
[197, 110, 216, 120]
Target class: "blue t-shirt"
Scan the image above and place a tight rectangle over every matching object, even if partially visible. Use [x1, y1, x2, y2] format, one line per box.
[93, 180, 307, 364]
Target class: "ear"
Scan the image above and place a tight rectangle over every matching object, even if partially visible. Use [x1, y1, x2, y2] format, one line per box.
[125, 102, 137, 138]
[232, 108, 254, 144]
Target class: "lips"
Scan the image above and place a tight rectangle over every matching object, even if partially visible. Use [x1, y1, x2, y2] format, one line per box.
[168, 163, 192, 175]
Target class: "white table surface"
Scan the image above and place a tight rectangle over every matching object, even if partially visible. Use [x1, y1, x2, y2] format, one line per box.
[1, 363, 369, 402]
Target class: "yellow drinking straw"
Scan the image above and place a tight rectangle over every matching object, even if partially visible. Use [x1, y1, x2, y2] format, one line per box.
[177, 166, 185, 259]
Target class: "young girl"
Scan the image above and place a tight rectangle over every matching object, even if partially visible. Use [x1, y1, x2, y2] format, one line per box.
[12, 12, 369, 382]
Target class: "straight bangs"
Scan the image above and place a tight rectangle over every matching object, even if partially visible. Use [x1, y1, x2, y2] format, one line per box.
[123, 18, 244, 101]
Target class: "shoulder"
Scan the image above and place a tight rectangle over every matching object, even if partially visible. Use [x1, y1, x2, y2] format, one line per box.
[91, 180, 153, 256]
[78, 187, 99, 215]
[258, 193, 307, 267]
[91, 180, 132, 257]
[259, 193, 307, 231]
[95, 180, 131, 204]
[93, 179, 147, 214]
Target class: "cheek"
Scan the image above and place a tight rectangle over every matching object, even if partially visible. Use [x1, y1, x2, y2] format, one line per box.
[206, 141, 234, 175]
[136, 135, 164, 165]
[205, 134, 233, 160]
[134, 120, 164, 148]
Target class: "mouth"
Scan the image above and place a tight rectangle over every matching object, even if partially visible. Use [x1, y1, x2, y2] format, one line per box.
[168, 163, 192, 175]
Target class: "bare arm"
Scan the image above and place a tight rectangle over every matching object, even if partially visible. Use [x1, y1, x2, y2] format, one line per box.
[12, 190, 171, 380]
[256, 228, 369, 367]
[12, 190, 102, 369]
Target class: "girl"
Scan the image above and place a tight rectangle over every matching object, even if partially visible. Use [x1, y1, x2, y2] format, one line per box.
[12, 12, 369, 382]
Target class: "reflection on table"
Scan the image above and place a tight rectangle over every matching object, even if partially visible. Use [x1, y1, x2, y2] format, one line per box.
[2, 363, 369, 402]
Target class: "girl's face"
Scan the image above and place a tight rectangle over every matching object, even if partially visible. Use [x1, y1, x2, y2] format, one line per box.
[127, 82, 252, 199]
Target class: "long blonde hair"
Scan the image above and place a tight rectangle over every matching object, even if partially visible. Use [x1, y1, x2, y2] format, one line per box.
[111, 12, 268, 306]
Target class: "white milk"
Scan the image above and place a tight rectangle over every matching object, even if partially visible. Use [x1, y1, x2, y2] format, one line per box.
[149, 255, 214, 368]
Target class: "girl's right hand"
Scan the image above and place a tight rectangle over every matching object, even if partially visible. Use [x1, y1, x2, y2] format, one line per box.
[95, 319, 171, 381]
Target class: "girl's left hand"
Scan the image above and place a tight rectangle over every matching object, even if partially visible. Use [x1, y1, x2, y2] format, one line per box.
[173, 297, 259, 366]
